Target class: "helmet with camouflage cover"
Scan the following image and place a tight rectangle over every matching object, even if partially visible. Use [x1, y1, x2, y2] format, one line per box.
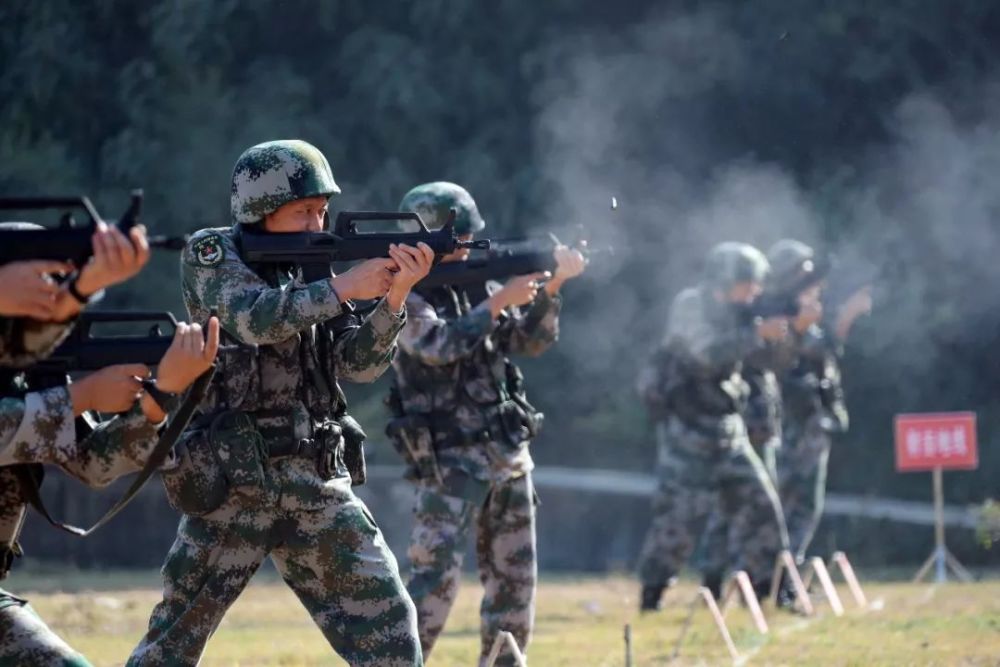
[230, 140, 340, 224]
[398, 182, 485, 234]
[767, 239, 817, 293]
[702, 242, 769, 288]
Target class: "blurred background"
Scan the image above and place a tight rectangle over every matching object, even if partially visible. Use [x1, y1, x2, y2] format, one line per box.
[3, 0, 999, 573]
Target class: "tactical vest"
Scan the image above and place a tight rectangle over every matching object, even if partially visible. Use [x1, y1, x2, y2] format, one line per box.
[782, 349, 848, 434]
[388, 283, 541, 451]
[161, 228, 373, 517]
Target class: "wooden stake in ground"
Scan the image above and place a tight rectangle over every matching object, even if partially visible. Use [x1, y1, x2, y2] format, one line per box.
[800, 557, 844, 616]
[671, 586, 740, 662]
[720, 570, 769, 634]
[830, 551, 868, 608]
[624, 623, 633, 667]
[769, 550, 815, 615]
[484, 631, 527, 667]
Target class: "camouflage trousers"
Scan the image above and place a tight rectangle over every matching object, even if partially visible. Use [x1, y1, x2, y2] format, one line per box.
[0, 590, 91, 667]
[406, 473, 536, 667]
[127, 486, 421, 667]
[771, 415, 832, 563]
[637, 418, 788, 590]
[694, 435, 779, 581]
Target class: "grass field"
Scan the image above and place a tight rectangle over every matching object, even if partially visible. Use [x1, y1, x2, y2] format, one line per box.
[15, 569, 1000, 666]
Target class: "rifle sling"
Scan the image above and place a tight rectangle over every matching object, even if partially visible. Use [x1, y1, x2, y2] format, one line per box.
[16, 365, 216, 537]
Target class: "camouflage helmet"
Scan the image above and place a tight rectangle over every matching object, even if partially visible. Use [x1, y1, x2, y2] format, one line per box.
[398, 182, 485, 234]
[767, 239, 817, 293]
[230, 140, 340, 224]
[702, 242, 770, 288]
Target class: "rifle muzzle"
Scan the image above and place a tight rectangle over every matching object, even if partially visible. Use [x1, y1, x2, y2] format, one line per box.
[458, 239, 491, 250]
[147, 235, 190, 250]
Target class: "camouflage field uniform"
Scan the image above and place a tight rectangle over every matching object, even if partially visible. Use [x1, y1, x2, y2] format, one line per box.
[694, 353, 782, 594]
[0, 315, 163, 666]
[129, 141, 421, 667]
[636, 247, 788, 608]
[764, 239, 849, 564]
[387, 182, 558, 666]
[774, 324, 847, 562]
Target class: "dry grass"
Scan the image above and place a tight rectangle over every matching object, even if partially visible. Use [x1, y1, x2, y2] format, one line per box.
[16, 570, 1000, 666]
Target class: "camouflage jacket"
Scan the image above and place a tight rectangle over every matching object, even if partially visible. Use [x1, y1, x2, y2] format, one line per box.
[779, 324, 848, 433]
[742, 345, 784, 448]
[0, 314, 160, 574]
[0, 388, 160, 575]
[643, 286, 763, 435]
[390, 282, 560, 487]
[174, 226, 404, 508]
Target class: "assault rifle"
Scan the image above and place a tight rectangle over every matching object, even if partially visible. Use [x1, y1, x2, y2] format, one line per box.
[238, 211, 490, 282]
[416, 236, 610, 290]
[0, 190, 188, 266]
[15, 311, 187, 389]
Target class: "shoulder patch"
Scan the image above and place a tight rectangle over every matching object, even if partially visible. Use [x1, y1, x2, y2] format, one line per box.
[190, 234, 225, 267]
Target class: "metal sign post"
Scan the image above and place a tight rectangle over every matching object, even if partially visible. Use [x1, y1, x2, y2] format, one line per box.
[894, 412, 977, 584]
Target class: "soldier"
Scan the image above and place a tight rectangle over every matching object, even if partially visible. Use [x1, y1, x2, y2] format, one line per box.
[386, 182, 585, 665]
[128, 140, 431, 666]
[635, 242, 789, 611]
[0, 225, 220, 666]
[766, 239, 871, 564]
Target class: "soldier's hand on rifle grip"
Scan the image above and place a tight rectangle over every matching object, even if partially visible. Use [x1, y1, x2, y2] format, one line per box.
[757, 316, 789, 342]
[545, 245, 587, 295]
[140, 318, 221, 423]
[0, 260, 71, 320]
[386, 242, 434, 313]
[490, 272, 549, 319]
[155, 318, 221, 393]
[73, 222, 151, 296]
[330, 258, 397, 303]
[69, 364, 149, 417]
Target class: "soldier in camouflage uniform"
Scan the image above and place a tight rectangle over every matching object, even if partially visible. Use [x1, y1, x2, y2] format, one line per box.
[635, 242, 789, 611]
[765, 240, 870, 563]
[695, 344, 783, 598]
[386, 182, 585, 666]
[0, 225, 220, 666]
[129, 140, 431, 666]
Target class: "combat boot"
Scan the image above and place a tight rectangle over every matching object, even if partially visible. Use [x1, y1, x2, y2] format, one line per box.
[702, 571, 724, 601]
[640, 584, 666, 612]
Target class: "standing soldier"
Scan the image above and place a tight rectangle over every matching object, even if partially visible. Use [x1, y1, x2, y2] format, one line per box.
[386, 182, 585, 665]
[636, 242, 789, 611]
[0, 225, 220, 666]
[766, 239, 871, 564]
[695, 340, 784, 598]
[128, 140, 431, 666]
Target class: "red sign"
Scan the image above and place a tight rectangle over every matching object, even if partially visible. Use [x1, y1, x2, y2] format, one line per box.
[894, 412, 978, 472]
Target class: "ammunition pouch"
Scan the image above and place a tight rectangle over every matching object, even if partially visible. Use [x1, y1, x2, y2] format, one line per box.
[161, 410, 263, 517]
[386, 414, 441, 483]
[496, 399, 541, 448]
[163, 408, 355, 516]
[339, 415, 367, 486]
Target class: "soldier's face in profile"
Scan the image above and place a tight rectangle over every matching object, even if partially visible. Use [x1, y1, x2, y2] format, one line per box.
[725, 281, 763, 304]
[440, 233, 474, 263]
[264, 196, 330, 233]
